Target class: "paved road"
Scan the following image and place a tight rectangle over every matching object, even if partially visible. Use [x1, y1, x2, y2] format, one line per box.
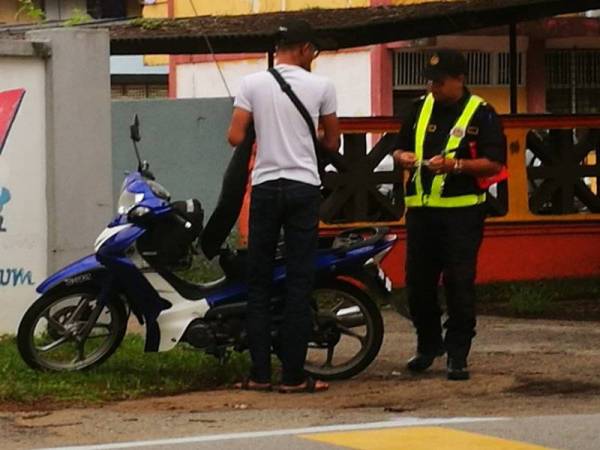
[37, 414, 600, 450]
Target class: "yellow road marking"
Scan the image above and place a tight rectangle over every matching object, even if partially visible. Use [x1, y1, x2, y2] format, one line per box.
[300, 426, 554, 450]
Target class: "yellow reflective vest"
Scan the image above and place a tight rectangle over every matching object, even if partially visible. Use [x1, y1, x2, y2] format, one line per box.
[404, 93, 486, 208]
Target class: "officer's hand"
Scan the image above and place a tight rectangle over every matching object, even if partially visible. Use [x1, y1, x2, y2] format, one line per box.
[428, 155, 454, 174]
[393, 150, 416, 169]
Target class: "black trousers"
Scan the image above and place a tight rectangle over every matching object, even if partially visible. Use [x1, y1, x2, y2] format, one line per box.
[246, 178, 320, 385]
[405, 206, 485, 360]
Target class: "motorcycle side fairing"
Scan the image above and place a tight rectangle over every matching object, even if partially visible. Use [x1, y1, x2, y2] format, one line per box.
[36, 223, 146, 295]
[36, 254, 105, 294]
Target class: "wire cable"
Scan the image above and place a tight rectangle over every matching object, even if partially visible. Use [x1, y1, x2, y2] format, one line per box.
[187, 0, 233, 100]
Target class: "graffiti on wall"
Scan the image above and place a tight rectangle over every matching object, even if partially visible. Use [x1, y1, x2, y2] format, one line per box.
[0, 268, 34, 286]
[0, 89, 31, 284]
[0, 89, 25, 233]
[0, 187, 9, 232]
[0, 89, 25, 155]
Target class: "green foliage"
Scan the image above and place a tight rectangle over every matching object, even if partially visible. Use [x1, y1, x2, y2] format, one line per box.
[16, 0, 45, 22]
[176, 231, 242, 283]
[0, 335, 250, 405]
[64, 8, 92, 27]
[389, 277, 600, 317]
[130, 17, 168, 31]
[507, 282, 557, 315]
[176, 254, 225, 283]
[477, 277, 600, 315]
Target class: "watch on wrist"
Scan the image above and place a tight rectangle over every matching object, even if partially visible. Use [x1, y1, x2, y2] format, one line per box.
[453, 159, 463, 174]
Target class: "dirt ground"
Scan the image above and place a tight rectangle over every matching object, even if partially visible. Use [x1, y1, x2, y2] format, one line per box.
[4, 309, 600, 449]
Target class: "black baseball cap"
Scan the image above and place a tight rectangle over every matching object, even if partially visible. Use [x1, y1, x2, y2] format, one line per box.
[277, 19, 328, 49]
[423, 49, 468, 81]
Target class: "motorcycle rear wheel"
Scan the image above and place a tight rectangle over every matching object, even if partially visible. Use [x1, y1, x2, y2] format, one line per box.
[17, 284, 128, 372]
[304, 279, 384, 380]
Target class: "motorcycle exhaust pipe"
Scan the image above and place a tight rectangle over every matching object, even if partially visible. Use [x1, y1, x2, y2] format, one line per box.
[336, 306, 366, 328]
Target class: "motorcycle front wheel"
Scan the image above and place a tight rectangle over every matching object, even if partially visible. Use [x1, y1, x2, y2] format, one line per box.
[305, 279, 384, 380]
[17, 284, 128, 372]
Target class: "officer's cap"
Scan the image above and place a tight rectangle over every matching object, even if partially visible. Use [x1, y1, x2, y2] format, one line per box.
[277, 19, 328, 49]
[423, 49, 468, 81]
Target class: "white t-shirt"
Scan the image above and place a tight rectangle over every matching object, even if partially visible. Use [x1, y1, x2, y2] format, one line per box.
[234, 64, 337, 186]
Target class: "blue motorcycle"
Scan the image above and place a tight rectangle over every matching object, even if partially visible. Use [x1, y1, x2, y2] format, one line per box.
[17, 116, 396, 380]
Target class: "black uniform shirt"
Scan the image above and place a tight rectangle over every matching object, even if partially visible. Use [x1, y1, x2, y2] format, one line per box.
[396, 89, 506, 196]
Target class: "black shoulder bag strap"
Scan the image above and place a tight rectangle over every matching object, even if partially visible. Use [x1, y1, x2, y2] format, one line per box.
[268, 68, 329, 171]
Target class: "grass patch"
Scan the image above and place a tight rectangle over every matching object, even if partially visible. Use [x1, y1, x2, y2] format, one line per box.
[477, 278, 600, 304]
[176, 233, 242, 283]
[389, 277, 600, 317]
[176, 255, 224, 284]
[478, 278, 600, 315]
[0, 334, 249, 406]
[506, 283, 556, 315]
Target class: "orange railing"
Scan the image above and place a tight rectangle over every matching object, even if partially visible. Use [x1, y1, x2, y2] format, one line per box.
[332, 114, 600, 226]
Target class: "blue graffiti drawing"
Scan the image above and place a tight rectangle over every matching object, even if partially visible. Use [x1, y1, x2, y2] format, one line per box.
[0, 187, 9, 232]
[0, 268, 34, 287]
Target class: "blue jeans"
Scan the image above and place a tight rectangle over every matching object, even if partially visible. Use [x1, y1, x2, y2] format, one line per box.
[247, 178, 320, 385]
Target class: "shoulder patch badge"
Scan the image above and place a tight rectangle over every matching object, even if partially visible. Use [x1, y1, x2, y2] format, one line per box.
[450, 127, 466, 139]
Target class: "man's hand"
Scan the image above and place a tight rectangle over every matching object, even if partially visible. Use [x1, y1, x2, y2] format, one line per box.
[428, 156, 503, 176]
[427, 155, 455, 174]
[393, 150, 417, 169]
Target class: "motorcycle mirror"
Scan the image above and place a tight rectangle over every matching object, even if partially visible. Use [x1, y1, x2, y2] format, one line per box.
[130, 114, 141, 142]
[129, 114, 143, 171]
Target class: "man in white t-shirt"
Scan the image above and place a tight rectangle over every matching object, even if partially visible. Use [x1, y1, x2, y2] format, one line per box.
[227, 19, 340, 393]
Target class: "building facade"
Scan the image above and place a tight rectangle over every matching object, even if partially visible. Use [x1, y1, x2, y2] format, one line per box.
[143, 0, 600, 117]
[0, 1, 170, 99]
[0, 0, 141, 22]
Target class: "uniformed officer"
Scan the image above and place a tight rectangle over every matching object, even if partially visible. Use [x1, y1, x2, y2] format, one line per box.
[393, 49, 506, 381]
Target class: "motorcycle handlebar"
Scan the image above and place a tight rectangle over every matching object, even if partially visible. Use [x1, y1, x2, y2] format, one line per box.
[332, 227, 389, 255]
[171, 209, 192, 230]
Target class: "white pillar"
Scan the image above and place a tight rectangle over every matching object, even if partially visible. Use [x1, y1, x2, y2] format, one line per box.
[0, 29, 112, 333]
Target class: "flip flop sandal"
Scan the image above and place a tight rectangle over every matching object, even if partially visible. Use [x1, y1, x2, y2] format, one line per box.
[234, 377, 272, 392]
[278, 377, 328, 394]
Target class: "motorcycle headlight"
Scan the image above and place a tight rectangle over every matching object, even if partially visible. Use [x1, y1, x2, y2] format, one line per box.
[127, 205, 151, 221]
[117, 191, 144, 215]
[147, 180, 170, 201]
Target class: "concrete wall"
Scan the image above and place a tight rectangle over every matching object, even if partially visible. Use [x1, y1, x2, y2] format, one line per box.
[27, 28, 113, 271]
[0, 53, 48, 333]
[111, 98, 233, 216]
[0, 29, 113, 333]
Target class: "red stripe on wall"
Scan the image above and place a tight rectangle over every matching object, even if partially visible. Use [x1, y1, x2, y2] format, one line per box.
[168, 0, 176, 98]
[526, 39, 546, 113]
[370, 45, 393, 116]
[168, 57, 177, 98]
[380, 222, 600, 287]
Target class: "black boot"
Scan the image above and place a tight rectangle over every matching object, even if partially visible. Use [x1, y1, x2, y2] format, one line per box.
[406, 347, 445, 373]
[447, 357, 469, 381]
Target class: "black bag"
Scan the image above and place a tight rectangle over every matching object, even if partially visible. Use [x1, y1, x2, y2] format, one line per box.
[200, 124, 255, 259]
[138, 198, 204, 267]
